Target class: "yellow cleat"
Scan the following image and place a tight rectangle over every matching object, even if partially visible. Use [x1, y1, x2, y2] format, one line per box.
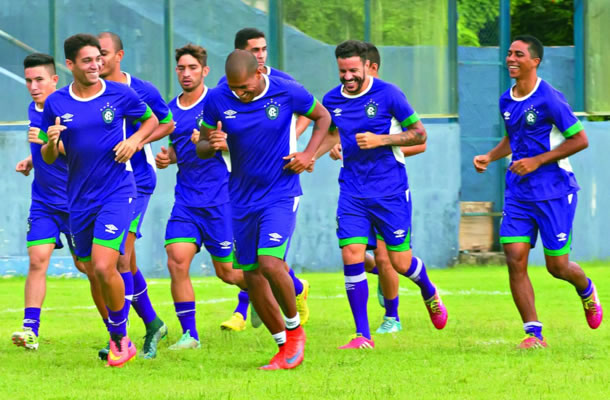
[220, 312, 246, 331]
[296, 279, 310, 325]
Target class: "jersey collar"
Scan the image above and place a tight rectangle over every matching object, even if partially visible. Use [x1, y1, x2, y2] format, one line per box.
[177, 85, 208, 110]
[69, 79, 106, 102]
[34, 103, 44, 112]
[123, 71, 132, 86]
[510, 77, 542, 102]
[341, 76, 374, 99]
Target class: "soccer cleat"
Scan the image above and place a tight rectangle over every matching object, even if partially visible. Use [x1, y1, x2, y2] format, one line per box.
[518, 334, 547, 349]
[377, 281, 385, 308]
[338, 334, 375, 349]
[140, 322, 168, 359]
[107, 335, 137, 367]
[168, 330, 201, 350]
[424, 290, 448, 330]
[581, 284, 603, 329]
[296, 279, 310, 326]
[11, 328, 39, 350]
[250, 303, 263, 328]
[260, 326, 306, 370]
[220, 313, 246, 331]
[98, 342, 110, 361]
[375, 316, 402, 334]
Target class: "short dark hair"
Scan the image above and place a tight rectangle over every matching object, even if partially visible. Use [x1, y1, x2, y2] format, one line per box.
[64, 33, 101, 62]
[175, 43, 207, 67]
[513, 34, 544, 62]
[364, 42, 380, 68]
[98, 31, 123, 52]
[234, 27, 265, 49]
[23, 53, 56, 74]
[335, 40, 368, 63]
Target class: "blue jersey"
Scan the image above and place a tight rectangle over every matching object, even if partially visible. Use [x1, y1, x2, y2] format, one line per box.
[323, 77, 419, 198]
[41, 80, 151, 218]
[168, 86, 230, 207]
[500, 78, 583, 201]
[124, 72, 173, 195]
[216, 65, 295, 87]
[202, 75, 316, 207]
[28, 101, 69, 212]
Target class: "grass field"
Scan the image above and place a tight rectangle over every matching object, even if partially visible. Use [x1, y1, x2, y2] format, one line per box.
[1, 264, 609, 399]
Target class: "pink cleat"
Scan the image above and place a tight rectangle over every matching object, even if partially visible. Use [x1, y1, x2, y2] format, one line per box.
[338, 334, 374, 349]
[582, 283, 603, 329]
[518, 334, 547, 349]
[424, 290, 448, 330]
[107, 335, 137, 367]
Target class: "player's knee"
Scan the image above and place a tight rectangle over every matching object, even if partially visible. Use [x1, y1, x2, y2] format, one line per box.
[28, 258, 49, 274]
[215, 267, 236, 285]
[167, 257, 189, 278]
[258, 257, 284, 279]
[545, 260, 568, 280]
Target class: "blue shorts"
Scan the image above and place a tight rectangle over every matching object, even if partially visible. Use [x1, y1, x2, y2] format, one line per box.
[500, 193, 577, 256]
[26, 200, 74, 253]
[337, 190, 412, 252]
[232, 197, 300, 271]
[70, 198, 134, 261]
[129, 194, 150, 239]
[164, 202, 233, 262]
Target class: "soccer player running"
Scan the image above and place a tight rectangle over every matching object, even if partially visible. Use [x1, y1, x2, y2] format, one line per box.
[473, 35, 601, 348]
[154, 43, 247, 348]
[321, 42, 427, 335]
[95, 31, 173, 359]
[41, 34, 158, 367]
[12, 53, 86, 350]
[197, 50, 331, 369]
[322, 40, 447, 349]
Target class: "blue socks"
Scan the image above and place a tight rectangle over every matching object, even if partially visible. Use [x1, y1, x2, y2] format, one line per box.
[288, 268, 304, 296]
[384, 296, 399, 320]
[174, 301, 198, 341]
[577, 278, 593, 299]
[23, 307, 41, 336]
[344, 262, 370, 339]
[234, 290, 249, 320]
[524, 321, 543, 340]
[120, 271, 134, 324]
[107, 306, 127, 336]
[132, 269, 157, 325]
[404, 256, 436, 300]
[369, 266, 379, 275]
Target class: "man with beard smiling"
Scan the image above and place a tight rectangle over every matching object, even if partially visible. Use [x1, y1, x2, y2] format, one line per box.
[322, 40, 447, 349]
[473, 35, 600, 348]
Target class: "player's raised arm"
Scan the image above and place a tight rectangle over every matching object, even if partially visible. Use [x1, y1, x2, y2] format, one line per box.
[197, 121, 226, 159]
[473, 135, 512, 173]
[41, 116, 65, 164]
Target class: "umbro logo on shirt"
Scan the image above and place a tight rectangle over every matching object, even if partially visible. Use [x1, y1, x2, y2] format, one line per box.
[219, 241, 232, 249]
[556, 232, 567, 242]
[269, 233, 283, 242]
[333, 108, 342, 116]
[105, 224, 118, 234]
[503, 111, 511, 120]
[61, 113, 74, 122]
[393, 229, 406, 238]
[224, 110, 237, 119]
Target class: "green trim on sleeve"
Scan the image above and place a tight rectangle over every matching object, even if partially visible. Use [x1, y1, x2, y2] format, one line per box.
[168, 137, 173, 147]
[159, 110, 173, 124]
[562, 121, 584, 138]
[134, 105, 153, 123]
[200, 120, 215, 130]
[400, 112, 420, 128]
[304, 98, 317, 117]
[38, 130, 49, 143]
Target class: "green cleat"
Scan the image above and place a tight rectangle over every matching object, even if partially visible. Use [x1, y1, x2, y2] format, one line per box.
[141, 321, 168, 359]
[12, 328, 39, 350]
[168, 330, 200, 350]
[375, 316, 402, 334]
[98, 342, 110, 361]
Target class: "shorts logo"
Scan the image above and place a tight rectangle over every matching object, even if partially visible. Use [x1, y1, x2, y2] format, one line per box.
[524, 106, 538, 126]
[265, 100, 280, 120]
[365, 100, 379, 119]
[556, 232, 567, 242]
[219, 241, 232, 250]
[105, 224, 118, 234]
[393, 229, 406, 238]
[100, 103, 117, 124]
[269, 233, 283, 242]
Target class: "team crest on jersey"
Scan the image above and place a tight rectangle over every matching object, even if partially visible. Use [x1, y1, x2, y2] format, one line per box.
[264, 99, 280, 120]
[524, 105, 538, 126]
[100, 102, 117, 124]
[364, 99, 379, 119]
